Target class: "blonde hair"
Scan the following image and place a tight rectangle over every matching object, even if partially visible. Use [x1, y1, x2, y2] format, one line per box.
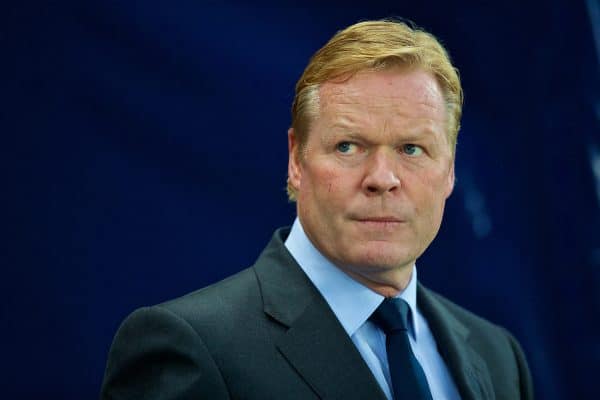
[287, 19, 463, 200]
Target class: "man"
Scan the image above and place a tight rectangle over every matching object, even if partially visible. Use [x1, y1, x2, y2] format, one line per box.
[101, 20, 534, 399]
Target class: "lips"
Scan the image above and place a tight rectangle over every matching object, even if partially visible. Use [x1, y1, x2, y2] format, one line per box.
[351, 217, 407, 232]
[356, 216, 404, 223]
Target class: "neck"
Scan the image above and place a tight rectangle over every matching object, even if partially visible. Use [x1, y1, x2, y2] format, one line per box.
[341, 264, 414, 298]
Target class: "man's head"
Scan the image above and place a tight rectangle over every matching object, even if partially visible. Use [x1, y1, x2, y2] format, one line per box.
[287, 20, 462, 294]
[288, 19, 462, 200]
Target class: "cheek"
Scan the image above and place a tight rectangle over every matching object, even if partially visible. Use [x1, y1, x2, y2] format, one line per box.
[410, 173, 449, 215]
[311, 165, 344, 198]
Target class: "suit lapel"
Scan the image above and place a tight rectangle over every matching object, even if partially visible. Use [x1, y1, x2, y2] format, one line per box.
[276, 298, 387, 400]
[417, 284, 495, 400]
[253, 229, 387, 400]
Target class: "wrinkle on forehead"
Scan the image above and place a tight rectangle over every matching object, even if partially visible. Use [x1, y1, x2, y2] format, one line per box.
[311, 68, 450, 151]
[318, 68, 446, 124]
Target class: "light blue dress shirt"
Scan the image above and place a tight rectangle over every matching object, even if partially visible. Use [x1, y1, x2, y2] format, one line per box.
[284, 218, 461, 400]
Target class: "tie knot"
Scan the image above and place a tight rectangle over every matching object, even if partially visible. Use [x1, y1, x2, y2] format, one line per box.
[370, 297, 411, 334]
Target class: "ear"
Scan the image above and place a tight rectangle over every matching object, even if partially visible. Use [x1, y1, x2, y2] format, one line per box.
[444, 161, 455, 198]
[287, 128, 302, 191]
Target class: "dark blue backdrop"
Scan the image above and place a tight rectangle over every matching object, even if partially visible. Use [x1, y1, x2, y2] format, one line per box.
[3, 1, 599, 399]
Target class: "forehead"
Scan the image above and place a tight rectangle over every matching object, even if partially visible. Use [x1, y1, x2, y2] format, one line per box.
[317, 67, 446, 126]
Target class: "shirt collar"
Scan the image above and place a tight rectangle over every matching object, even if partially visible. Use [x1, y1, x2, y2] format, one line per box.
[284, 217, 420, 339]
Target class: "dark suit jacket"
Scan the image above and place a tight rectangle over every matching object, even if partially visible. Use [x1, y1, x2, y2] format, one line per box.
[101, 228, 534, 399]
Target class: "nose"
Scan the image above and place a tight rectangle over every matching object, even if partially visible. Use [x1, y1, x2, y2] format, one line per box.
[362, 149, 401, 196]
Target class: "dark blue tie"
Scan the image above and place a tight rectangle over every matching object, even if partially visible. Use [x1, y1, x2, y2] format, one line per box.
[370, 298, 433, 400]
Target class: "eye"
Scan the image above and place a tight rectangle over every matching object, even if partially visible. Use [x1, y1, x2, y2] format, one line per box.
[336, 141, 358, 155]
[402, 144, 424, 156]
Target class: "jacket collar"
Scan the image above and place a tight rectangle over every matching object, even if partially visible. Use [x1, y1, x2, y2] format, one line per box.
[417, 284, 496, 400]
[253, 228, 387, 400]
[253, 227, 495, 400]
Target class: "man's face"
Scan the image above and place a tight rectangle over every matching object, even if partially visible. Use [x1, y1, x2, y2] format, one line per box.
[288, 67, 455, 287]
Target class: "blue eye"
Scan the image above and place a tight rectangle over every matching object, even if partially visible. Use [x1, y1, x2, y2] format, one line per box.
[403, 144, 423, 156]
[336, 142, 357, 154]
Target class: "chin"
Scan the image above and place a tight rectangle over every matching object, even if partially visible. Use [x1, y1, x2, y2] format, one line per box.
[348, 244, 415, 271]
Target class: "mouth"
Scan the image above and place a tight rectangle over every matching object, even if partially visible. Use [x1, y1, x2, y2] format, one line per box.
[356, 216, 404, 223]
[353, 216, 406, 228]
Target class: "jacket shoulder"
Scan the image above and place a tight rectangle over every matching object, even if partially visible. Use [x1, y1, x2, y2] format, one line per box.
[156, 266, 263, 331]
[423, 288, 502, 332]
[419, 286, 534, 399]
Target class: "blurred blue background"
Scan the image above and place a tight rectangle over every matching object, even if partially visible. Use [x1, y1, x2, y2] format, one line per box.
[3, 1, 599, 399]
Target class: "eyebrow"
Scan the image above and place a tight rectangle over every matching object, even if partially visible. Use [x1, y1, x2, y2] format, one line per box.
[325, 129, 371, 144]
[328, 124, 438, 142]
